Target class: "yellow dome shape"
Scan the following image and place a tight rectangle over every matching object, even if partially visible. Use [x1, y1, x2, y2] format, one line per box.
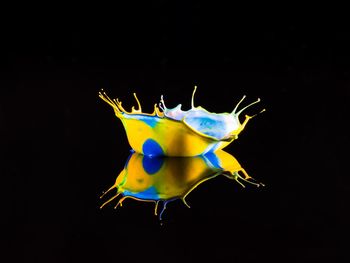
[99, 86, 264, 157]
[99, 150, 264, 220]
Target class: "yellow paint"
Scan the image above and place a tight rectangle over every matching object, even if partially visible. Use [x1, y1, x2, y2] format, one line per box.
[100, 150, 264, 219]
[99, 86, 264, 157]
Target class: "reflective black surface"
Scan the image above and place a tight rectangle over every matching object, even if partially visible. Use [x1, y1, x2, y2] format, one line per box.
[2, 5, 347, 263]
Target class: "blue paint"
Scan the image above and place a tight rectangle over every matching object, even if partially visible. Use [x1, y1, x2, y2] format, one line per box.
[204, 152, 221, 169]
[142, 139, 164, 156]
[186, 116, 227, 138]
[125, 114, 158, 127]
[205, 143, 219, 154]
[142, 155, 164, 174]
[140, 116, 158, 128]
[123, 186, 159, 200]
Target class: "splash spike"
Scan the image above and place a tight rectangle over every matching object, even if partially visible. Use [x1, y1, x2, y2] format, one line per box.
[246, 108, 266, 119]
[154, 200, 160, 216]
[133, 92, 142, 112]
[236, 98, 261, 116]
[100, 193, 120, 209]
[114, 196, 128, 209]
[159, 201, 167, 221]
[232, 95, 247, 114]
[99, 185, 116, 199]
[182, 197, 191, 208]
[191, 85, 198, 108]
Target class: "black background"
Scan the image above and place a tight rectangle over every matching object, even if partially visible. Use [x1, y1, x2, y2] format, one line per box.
[1, 3, 348, 263]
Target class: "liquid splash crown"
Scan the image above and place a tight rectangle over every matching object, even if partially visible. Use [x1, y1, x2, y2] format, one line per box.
[99, 86, 264, 157]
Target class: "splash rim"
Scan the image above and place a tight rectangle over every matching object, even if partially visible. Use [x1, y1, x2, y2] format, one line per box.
[99, 87, 264, 144]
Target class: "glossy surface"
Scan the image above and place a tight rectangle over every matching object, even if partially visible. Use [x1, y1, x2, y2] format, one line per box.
[100, 150, 263, 219]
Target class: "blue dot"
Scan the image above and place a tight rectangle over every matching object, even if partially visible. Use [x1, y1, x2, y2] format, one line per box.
[142, 139, 164, 157]
[142, 155, 164, 174]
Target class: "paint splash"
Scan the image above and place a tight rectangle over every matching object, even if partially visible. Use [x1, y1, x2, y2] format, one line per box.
[99, 86, 264, 157]
[100, 150, 264, 220]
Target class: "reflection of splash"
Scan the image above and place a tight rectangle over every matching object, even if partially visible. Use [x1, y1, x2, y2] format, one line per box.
[100, 150, 264, 220]
[99, 86, 265, 156]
